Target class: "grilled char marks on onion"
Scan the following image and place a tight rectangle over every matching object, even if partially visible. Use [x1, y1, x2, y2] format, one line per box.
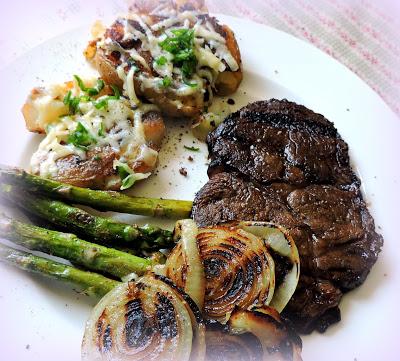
[197, 226, 275, 323]
[205, 324, 263, 361]
[166, 219, 206, 310]
[96, 311, 113, 353]
[228, 306, 303, 361]
[82, 273, 206, 361]
[237, 222, 300, 313]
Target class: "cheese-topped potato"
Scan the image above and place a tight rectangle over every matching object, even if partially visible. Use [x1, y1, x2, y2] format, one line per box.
[24, 76, 165, 190]
[85, 0, 242, 118]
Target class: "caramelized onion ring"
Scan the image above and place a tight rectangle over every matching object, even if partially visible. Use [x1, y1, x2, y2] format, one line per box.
[197, 226, 275, 323]
[228, 306, 303, 361]
[237, 222, 300, 312]
[166, 219, 206, 310]
[205, 326, 263, 361]
[82, 273, 205, 361]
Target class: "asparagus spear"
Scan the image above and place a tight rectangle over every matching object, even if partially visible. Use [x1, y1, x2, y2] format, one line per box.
[0, 165, 192, 219]
[0, 183, 173, 251]
[0, 245, 119, 297]
[0, 215, 152, 279]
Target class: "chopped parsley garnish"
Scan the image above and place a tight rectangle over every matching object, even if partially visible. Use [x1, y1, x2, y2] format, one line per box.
[98, 122, 105, 137]
[159, 29, 197, 77]
[116, 163, 135, 190]
[74, 75, 105, 96]
[63, 91, 81, 114]
[80, 95, 91, 102]
[110, 85, 121, 98]
[67, 122, 97, 150]
[93, 85, 121, 110]
[121, 175, 137, 190]
[183, 79, 198, 88]
[93, 99, 109, 110]
[63, 90, 91, 115]
[184, 145, 200, 152]
[116, 162, 131, 180]
[156, 56, 168, 66]
[160, 76, 172, 88]
[114, 161, 150, 190]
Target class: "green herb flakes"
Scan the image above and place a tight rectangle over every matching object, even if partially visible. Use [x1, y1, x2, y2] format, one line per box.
[114, 161, 150, 190]
[115, 162, 136, 190]
[184, 79, 198, 88]
[160, 76, 172, 88]
[93, 85, 121, 110]
[121, 174, 137, 190]
[74, 75, 105, 96]
[156, 56, 168, 66]
[63, 91, 81, 115]
[159, 29, 197, 77]
[98, 122, 105, 137]
[67, 122, 97, 150]
[184, 145, 200, 152]
[116, 162, 131, 180]
[110, 85, 121, 98]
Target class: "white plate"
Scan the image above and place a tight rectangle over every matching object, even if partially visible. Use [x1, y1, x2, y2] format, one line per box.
[0, 15, 399, 361]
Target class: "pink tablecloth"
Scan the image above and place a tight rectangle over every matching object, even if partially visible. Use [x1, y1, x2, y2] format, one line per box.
[208, 0, 400, 116]
[1, 0, 399, 116]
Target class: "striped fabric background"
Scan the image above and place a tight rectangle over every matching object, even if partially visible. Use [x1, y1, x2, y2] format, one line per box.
[0, 0, 399, 116]
[206, 0, 400, 117]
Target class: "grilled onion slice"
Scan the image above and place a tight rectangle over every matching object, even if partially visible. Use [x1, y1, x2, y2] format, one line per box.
[237, 222, 300, 313]
[197, 226, 275, 323]
[228, 307, 303, 361]
[166, 219, 206, 310]
[205, 325, 263, 361]
[82, 273, 206, 361]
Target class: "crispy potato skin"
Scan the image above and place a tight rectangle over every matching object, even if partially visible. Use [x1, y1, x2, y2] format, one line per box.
[22, 84, 73, 134]
[142, 110, 166, 148]
[88, 42, 124, 90]
[22, 101, 45, 134]
[54, 146, 118, 189]
[215, 25, 243, 96]
[138, 83, 204, 118]
[54, 144, 158, 190]
[22, 88, 43, 133]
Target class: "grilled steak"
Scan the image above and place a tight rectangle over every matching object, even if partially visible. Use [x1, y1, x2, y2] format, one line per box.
[192, 99, 383, 333]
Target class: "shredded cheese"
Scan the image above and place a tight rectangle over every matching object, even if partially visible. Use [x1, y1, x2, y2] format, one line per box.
[99, 10, 239, 108]
[196, 47, 226, 73]
[30, 79, 160, 182]
[117, 65, 141, 105]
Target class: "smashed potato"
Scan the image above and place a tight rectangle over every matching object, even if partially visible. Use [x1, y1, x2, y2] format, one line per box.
[85, 0, 242, 118]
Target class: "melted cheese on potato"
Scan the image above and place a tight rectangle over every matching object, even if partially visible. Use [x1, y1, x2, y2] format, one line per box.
[96, 10, 239, 109]
[29, 78, 160, 185]
[23, 79, 103, 133]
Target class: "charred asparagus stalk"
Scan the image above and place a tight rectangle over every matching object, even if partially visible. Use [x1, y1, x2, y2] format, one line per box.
[0, 166, 193, 219]
[0, 245, 119, 297]
[0, 215, 152, 279]
[0, 184, 173, 251]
